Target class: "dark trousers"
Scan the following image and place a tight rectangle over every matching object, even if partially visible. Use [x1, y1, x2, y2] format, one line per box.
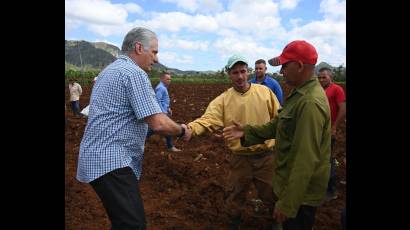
[90, 167, 146, 230]
[70, 100, 80, 116]
[341, 207, 346, 230]
[146, 128, 174, 149]
[327, 136, 337, 193]
[282, 205, 317, 230]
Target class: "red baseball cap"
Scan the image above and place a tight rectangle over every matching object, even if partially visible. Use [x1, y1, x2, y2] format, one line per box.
[268, 40, 318, 66]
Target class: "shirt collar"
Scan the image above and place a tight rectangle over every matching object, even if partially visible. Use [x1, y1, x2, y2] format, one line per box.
[158, 81, 168, 88]
[252, 74, 268, 84]
[288, 76, 317, 98]
[118, 54, 139, 67]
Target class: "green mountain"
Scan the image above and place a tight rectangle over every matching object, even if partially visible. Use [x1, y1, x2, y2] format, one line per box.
[92, 42, 120, 57]
[65, 40, 117, 70]
[65, 40, 216, 75]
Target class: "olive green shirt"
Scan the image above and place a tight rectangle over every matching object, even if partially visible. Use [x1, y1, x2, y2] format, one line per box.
[242, 77, 331, 218]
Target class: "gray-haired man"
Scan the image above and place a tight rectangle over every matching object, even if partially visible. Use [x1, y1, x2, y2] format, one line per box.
[77, 27, 191, 229]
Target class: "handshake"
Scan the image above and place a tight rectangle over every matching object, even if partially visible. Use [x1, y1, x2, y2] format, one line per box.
[178, 124, 193, 141]
[178, 120, 245, 142]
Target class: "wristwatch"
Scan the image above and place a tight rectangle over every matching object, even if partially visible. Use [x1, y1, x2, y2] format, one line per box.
[177, 125, 185, 138]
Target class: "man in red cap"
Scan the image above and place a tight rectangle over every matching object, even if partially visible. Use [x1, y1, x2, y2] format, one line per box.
[223, 40, 331, 230]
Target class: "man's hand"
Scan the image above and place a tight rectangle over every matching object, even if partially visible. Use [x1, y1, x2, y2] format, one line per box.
[272, 207, 288, 224]
[222, 121, 244, 141]
[168, 108, 173, 116]
[181, 124, 192, 141]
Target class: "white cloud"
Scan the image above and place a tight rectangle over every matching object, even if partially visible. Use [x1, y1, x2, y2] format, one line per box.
[162, 0, 197, 12]
[288, 20, 345, 41]
[191, 15, 219, 32]
[122, 3, 143, 13]
[88, 23, 135, 37]
[213, 36, 281, 66]
[159, 35, 209, 51]
[286, 19, 346, 66]
[65, 0, 142, 25]
[66, 0, 346, 69]
[65, 18, 82, 32]
[319, 0, 346, 21]
[289, 18, 303, 28]
[280, 0, 346, 66]
[143, 1, 284, 39]
[228, 0, 279, 17]
[200, 0, 224, 13]
[161, 0, 223, 14]
[135, 12, 219, 33]
[136, 12, 191, 32]
[159, 52, 194, 64]
[218, 0, 286, 39]
[280, 0, 301, 10]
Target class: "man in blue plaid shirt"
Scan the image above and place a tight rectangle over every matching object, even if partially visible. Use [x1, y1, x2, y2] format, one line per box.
[76, 27, 191, 230]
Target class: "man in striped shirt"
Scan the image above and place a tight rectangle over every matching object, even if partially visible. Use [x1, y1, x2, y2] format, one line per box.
[76, 27, 190, 230]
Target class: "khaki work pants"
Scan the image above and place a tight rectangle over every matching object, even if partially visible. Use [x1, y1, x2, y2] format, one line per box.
[225, 152, 275, 219]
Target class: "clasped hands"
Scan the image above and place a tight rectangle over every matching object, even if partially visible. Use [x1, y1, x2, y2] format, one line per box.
[179, 121, 245, 142]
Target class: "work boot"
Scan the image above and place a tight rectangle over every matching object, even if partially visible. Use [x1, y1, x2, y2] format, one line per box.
[229, 216, 242, 230]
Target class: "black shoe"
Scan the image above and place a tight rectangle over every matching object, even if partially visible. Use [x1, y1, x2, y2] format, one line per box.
[325, 191, 338, 201]
[229, 216, 242, 230]
[271, 222, 283, 230]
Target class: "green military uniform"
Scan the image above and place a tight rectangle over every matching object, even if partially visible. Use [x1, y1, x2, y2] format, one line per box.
[241, 77, 331, 218]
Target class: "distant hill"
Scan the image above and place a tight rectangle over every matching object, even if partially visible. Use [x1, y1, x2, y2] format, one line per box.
[91, 42, 120, 57]
[65, 40, 117, 70]
[65, 40, 215, 75]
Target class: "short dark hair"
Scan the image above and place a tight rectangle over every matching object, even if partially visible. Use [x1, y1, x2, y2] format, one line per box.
[319, 67, 332, 73]
[160, 71, 171, 79]
[255, 59, 266, 65]
[318, 67, 333, 76]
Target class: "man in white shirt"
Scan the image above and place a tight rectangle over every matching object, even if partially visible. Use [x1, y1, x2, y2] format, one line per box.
[68, 78, 82, 117]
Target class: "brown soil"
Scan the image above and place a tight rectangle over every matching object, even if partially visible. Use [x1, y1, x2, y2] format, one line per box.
[65, 82, 346, 230]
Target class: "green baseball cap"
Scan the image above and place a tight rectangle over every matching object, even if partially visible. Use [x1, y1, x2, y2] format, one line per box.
[225, 54, 248, 71]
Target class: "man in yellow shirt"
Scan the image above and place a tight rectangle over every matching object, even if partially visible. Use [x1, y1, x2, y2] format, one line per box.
[184, 54, 281, 229]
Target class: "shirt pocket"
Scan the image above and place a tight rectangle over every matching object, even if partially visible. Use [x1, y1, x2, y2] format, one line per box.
[276, 113, 293, 152]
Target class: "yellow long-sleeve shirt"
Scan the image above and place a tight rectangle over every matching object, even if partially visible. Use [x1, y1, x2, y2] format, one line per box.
[188, 84, 281, 155]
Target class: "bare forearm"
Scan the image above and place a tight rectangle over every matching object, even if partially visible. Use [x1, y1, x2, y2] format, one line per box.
[145, 113, 183, 136]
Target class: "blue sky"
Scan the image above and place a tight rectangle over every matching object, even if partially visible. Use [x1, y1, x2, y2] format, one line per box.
[65, 0, 346, 73]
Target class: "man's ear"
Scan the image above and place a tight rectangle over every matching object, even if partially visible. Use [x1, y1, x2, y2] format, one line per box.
[134, 42, 143, 54]
[297, 60, 304, 72]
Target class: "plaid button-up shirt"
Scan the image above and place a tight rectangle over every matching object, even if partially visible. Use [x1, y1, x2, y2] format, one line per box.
[76, 55, 162, 183]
